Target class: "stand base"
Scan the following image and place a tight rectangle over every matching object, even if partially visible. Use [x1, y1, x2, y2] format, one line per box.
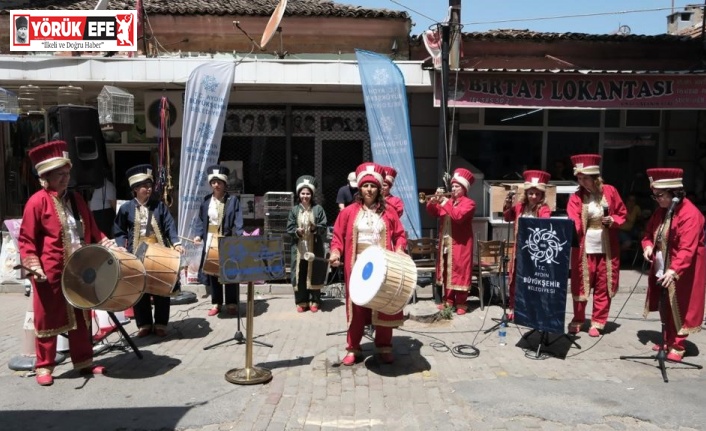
[620, 353, 703, 383]
[522, 329, 581, 360]
[225, 366, 272, 385]
[8, 353, 67, 371]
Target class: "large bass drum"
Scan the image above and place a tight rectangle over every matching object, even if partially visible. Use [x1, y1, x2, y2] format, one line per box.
[62, 245, 146, 312]
[135, 242, 181, 296]
[349, 246, 417, 314]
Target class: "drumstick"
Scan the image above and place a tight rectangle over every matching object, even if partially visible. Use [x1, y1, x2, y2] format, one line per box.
[178, 236, 198, 243]
[13, 264, 43, 278]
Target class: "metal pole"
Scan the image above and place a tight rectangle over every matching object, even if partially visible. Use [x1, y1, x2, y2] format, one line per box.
[437, 24, 450, 189]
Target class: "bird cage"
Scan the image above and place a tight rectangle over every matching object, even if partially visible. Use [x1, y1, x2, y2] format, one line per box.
[18, 85, 43, 113]
[57, 85, 84, 105]
[0, 88, 20, 121]
[97, 85, 134, 131]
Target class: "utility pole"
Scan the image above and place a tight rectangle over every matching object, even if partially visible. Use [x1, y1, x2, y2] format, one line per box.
[437, 0, 462, 189]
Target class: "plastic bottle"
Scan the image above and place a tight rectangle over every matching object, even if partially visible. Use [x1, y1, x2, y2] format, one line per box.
[498, 321, 507, 346]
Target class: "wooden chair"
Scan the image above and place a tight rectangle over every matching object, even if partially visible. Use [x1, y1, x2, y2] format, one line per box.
[471, 240, 505, 310]
[407, 238, 437, 303]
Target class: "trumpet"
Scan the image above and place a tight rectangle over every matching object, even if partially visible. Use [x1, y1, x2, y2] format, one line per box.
[418, 191, 454, 203]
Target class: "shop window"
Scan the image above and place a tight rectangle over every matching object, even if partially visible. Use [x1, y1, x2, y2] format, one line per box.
[548, 109, 600, 127]
[605, 110, 620, 128]
[484, 108, 543, 126]
[457, 130, 542, 180]
[625, 110, 660, 127]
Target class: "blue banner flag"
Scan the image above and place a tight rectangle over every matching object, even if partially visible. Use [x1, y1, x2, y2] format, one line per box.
[514, 218, 574, 334]
[356, 49, 422, 239]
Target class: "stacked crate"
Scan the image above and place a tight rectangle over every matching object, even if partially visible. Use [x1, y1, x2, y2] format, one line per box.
[264, 192, 294, 272]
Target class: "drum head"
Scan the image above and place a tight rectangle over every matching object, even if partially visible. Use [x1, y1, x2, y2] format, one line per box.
[62, 245, 120, 309]
[349, 246, 387, 306]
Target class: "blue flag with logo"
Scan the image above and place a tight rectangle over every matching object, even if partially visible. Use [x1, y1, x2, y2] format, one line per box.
[356, 49, 421, 239]
[515, 218, 573, 334]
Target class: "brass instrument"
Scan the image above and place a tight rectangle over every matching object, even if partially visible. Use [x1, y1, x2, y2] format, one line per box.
[300, 220, 315, 262]
[418, 191, 453, 203]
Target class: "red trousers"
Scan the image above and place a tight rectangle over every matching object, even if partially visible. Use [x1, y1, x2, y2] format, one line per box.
[346, 303, 393, 353]
[35, 307, 93, 371]
[444, 289, 469, 311]
[572, 254, 612, 329]
[659, 295, 688, 350]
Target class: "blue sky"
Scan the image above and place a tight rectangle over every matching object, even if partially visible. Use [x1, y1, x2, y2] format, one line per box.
[345, 0, 696, 35]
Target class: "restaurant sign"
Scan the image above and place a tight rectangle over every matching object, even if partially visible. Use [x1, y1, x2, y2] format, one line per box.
[434, 73, 706, 109]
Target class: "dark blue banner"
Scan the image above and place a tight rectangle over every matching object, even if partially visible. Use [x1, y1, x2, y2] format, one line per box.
[514, 218, 573, 334]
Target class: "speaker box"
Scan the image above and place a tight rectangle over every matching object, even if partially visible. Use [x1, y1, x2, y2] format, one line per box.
[47, 105, 109, 189]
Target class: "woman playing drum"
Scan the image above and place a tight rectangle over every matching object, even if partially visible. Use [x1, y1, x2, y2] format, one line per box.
[503, 170, 552, 321]
[114, 164, 184, 338]
[329, 163, 407, 366]
[286, 175, 327, 313]
[193, 164, 244, 317]
[18, 141, 119, 386]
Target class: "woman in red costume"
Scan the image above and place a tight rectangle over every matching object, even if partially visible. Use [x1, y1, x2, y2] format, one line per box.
[329, 162, 407, 366]
[641, 168, 705, 362]
[18, 141, 119, 386]
[503, 170, 552, 321]
[381, 166, 404, 218]
[426, 168, 476, 315]
[567, 154, 627, 337]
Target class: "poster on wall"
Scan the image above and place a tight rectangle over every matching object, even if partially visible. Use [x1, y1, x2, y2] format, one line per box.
[221, 160, 243, 194]
[240, 193, 255, 219]
[254, 196, 265, 219]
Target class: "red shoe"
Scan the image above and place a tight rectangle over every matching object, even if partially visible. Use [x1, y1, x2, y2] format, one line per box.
[154, 328, 167, 338]
[310, 305, 319, 313]
[667, 349, 684, 362]
[506, 312, 514, 322]
[588, 327, 600, 337]
[296, 306, 307, 313]
[342, 353, 357, 366]
[379, 352, 395, 364]
[652, 344, 666, 352]
[207, 306, 221, 317]
[456, 308, 467, 316]
[36, 373, 53, 386]
[136, 327, 151, 338]
[436, 303, 445, 310]
[80, 365, 106, 375]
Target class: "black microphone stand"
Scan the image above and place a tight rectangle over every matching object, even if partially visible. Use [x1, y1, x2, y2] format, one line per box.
[620, 201, 702, 382]
[484, 194, 514, 334]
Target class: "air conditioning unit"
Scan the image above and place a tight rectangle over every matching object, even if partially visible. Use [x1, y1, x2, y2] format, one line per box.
[144, 91, 184, 137]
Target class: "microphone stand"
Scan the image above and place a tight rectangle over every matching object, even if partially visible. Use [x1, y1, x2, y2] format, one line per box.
[484, 194, 515, 333]
[620, 200, 702, 382]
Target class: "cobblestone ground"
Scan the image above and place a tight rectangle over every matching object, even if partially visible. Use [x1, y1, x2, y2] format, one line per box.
[1, 269, 705, 430]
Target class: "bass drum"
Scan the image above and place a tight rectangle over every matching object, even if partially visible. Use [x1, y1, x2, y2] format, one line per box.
[349, 246, 417, 315]
[135, 242, 181, 296]
[62, 245, 146, 312]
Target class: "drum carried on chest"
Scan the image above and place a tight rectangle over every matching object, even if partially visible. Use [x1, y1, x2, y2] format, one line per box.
[349, 246, 417, 314]
[135, 241, 181, 296]
[202, 236, 220, 276]
[62, 245, 146, 312]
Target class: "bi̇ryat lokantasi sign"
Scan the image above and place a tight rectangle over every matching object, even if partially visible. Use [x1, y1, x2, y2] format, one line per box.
[10, 10, 137, 52]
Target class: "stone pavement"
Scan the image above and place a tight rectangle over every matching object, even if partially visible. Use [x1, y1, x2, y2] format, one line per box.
[1, 268, 705, 431]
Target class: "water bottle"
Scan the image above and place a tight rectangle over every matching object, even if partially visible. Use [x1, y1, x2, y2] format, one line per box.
[498, 321, 507, 346]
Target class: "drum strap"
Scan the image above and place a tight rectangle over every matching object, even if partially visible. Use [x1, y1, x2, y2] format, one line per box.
[67, 192, 85, 243]
[145, 210, 155, 237]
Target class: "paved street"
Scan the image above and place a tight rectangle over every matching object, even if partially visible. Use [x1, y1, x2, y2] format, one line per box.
[1, 268, 705, 431]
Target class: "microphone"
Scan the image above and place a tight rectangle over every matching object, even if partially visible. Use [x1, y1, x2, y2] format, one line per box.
[667, 196, 680, 217]
[602, 203, 609, 217]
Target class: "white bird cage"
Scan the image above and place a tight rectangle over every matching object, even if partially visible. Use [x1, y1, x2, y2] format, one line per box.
[97, 85, 134, 131]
